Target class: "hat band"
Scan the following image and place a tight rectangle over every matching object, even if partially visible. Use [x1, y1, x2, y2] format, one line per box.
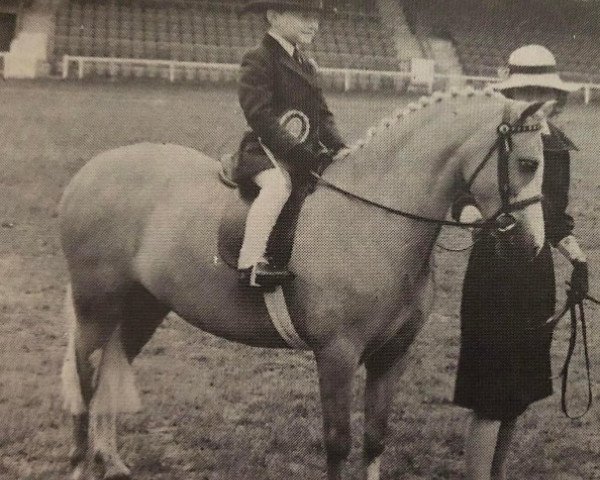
[509, 64, 557, 75]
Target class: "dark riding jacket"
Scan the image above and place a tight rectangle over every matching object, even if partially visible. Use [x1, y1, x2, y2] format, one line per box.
[452, 123, 577, 246]
[232, 34, 346, 183]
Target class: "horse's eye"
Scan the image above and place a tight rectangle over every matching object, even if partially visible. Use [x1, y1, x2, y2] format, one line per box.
[518, 158, 539, 173]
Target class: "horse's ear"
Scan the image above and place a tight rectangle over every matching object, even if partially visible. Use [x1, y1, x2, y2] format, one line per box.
[534, 100, 556, 120]
[519, 100, 556, 122]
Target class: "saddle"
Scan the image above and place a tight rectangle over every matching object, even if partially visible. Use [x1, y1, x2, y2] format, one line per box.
[217, 155, 310, 271]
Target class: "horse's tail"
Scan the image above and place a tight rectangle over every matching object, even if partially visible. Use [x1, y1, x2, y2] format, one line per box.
[90, 325, 141, 415]
[61, 284, 141, 415]
[61, 283, 86, 414]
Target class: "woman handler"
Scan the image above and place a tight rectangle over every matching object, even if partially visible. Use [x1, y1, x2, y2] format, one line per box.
[452, 45, 589, 480]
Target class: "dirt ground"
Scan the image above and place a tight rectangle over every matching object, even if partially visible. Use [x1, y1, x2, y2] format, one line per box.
[0, 80, 599, 479]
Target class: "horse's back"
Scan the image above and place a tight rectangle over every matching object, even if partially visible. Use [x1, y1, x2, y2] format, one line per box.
[59, 143, 223, 285]
[61, 143, 216, 206]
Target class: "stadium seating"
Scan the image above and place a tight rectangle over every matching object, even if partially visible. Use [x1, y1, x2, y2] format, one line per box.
[53, 0, 400, 75]
[407, 0, 600, 83]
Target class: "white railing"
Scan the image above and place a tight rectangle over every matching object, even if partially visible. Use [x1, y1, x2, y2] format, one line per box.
[582, 83, 600, 105]
[61, 54, 413, 90]
[62, 55, 239, 83]
[60, 54, 598, 103]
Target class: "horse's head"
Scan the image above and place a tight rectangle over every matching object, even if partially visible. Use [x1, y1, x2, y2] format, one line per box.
[462, 98, 555, 262]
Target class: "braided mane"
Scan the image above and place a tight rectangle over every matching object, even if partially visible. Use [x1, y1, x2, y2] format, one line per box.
[347, 86, 505, 153]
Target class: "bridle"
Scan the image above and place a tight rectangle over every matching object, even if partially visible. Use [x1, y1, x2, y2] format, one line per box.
[313, 101, 546, 232]
[463, 101, 545, 234]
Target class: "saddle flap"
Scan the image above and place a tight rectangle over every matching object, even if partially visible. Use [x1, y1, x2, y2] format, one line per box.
[217, 186, 309, 270]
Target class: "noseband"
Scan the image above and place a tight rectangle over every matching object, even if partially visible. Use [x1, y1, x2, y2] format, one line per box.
[464, 102, 545, 233]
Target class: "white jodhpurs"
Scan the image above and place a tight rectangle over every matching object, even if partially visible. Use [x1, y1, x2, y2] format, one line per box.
[238, 167, 292, 269]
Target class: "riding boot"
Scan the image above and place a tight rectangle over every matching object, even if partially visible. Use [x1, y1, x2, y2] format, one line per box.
[238, 169, 293, 287]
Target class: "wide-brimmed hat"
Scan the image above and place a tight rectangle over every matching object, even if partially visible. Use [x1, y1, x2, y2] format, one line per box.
[241, 0, 325, 14]
[493, 45, 579, 92]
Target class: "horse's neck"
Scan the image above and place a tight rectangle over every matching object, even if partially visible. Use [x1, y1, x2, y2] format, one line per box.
[326, 100, 495, 225]
[299, 97, 500, 281]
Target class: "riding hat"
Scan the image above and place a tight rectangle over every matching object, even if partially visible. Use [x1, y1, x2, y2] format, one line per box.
[493, 45, 579, 92]
[241, 0, 325, 14]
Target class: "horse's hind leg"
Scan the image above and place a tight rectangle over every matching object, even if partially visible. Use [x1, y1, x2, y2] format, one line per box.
[119, 283, 169, 362]
[63, 282, 167, 480]
[89, 325, 139, 480]
[62, 284, 126, 479]
[91, 285, 168, 480]
[92, 284, 169, 480]
[362, 313, 425, 480]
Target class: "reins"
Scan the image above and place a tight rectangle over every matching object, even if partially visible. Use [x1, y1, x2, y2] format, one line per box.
[311, 170, 542, 229]
[311, 102, 546, 231]
[540, 288, 597, 419]
[310, 171, 485, 228]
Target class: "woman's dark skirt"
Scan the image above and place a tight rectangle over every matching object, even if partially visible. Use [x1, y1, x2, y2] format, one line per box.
[454, 237, 556, 420]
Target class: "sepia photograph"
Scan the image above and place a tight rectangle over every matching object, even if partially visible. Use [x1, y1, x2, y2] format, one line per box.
[0, 0, 598, 478]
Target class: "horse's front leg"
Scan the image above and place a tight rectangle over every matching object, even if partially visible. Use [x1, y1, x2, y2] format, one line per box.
[363, 313, 425, 480]
[315, 339, 360, 480]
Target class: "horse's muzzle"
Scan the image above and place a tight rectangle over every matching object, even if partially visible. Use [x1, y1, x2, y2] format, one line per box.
[492, 222, 544, 264]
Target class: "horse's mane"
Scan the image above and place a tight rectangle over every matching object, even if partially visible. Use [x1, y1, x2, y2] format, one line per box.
[346, 86, 506, 157]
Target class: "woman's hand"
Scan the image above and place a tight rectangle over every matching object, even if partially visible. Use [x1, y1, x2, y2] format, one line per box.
[570, 260, 589, 304]
[460, 205, 483, 224]
[460, 205, 484, 242]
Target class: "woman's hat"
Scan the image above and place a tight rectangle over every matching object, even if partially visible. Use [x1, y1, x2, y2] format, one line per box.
[493, 45, 579, 93]
[241, 0, 326, 14]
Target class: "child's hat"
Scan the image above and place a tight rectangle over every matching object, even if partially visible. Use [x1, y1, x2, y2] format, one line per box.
[241, 0, 326, 13]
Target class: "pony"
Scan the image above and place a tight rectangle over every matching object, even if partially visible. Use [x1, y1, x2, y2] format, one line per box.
[59, 87, 554, 480]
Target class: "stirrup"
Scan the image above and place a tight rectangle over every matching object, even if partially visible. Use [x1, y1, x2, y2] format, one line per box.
[253, 262, 294, 287]
[238, 262, 294, 288]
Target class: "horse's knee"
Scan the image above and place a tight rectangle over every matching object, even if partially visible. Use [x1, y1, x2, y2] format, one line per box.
[364, 429, 386, 462]
[324, 425, 352, 461]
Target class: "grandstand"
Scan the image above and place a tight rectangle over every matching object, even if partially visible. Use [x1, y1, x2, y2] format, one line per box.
[51, 0, 400, 75]
[406, 0, 600, 83]
[1, 0, 598, 95]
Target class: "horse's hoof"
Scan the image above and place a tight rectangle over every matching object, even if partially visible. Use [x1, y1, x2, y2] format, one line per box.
[71, 464, 92, 480]
[69, 446, 87, 467]
[71, 465, 83, 480]
[103, 462, 131, 480]
[93, 450, 132, 480]
[104, 474, 131, 480]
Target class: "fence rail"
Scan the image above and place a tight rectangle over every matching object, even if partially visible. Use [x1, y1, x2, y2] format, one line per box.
[61, 54, 414, 89]
[58, 54, 599, 103]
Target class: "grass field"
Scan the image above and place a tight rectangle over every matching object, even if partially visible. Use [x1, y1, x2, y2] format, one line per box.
[0, 79, 599, 480]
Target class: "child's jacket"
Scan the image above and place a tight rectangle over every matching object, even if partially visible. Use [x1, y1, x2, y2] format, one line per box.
[233, 34, 346, 183]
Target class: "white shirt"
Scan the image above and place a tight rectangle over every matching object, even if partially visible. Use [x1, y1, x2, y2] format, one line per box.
[268, 30, 296, 58]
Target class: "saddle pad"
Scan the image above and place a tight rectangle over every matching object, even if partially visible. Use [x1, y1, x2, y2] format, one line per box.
[217, 186, 309, 270]
[216, 174, 311, 351]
